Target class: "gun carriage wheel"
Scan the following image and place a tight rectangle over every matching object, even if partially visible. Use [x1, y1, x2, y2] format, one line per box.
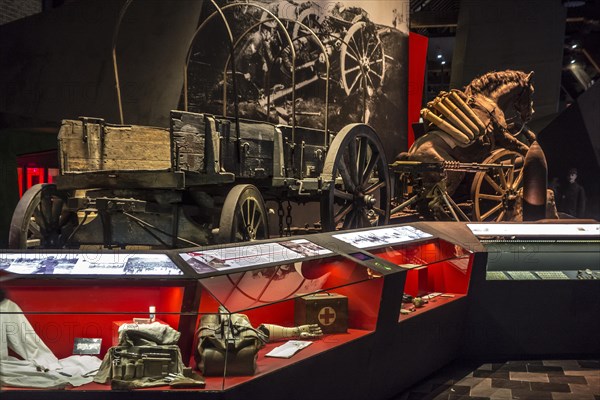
[320, 124, 390, 231]
[292, 7, 322, 38]
[471, 149, 524, 222]
[217, 184, 270, 244]
[9, 183, 78, 249]
[340, 21, 386, 96]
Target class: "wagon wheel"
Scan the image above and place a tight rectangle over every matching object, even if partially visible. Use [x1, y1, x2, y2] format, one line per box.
[292, 8, 322, 38]
[471, 149, 525, 222]
[8, 183, 78, 249]
[217, 184, 270, 244]
[320, 124, 390, 231]
[340, 21, 386, 96]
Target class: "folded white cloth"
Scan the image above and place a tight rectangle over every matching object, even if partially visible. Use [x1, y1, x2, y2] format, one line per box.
[1, 299, 102, 388]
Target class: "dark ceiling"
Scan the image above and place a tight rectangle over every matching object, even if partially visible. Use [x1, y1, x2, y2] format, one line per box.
[411, 0, 600, 103]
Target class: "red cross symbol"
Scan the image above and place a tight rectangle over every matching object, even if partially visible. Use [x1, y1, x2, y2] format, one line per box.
[318, 307, 336, 326]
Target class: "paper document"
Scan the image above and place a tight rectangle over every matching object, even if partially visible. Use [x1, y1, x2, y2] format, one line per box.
[265, 340, 313, 358]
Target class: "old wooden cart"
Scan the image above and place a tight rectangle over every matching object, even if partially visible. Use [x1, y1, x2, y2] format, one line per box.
[8, 1, 391, 249]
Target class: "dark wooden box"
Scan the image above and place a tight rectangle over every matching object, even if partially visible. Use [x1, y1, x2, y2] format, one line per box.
[294, 293, 348, 334]
[219, 119, 275, 178]
[170, 110, 206, 173]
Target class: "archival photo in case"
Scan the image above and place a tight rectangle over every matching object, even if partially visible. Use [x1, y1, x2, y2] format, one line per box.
[332, 225, 432, 248]
[0, 253, 183, 276]
[180, 239, 332, 275]
[185, 0, 409, 161]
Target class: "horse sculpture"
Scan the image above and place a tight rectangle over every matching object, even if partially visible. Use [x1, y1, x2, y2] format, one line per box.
[401, 70, 536, 195]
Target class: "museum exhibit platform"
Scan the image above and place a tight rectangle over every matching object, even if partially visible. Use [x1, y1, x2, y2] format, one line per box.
[0, 221, 598, 399]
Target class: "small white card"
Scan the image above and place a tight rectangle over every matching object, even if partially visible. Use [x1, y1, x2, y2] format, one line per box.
[265, 340, 313, 359]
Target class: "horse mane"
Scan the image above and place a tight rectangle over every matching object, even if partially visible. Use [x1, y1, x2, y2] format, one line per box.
[464, 70, 532, 97]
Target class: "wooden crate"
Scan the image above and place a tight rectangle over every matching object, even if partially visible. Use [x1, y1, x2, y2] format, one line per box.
[58, 119, 171, 173]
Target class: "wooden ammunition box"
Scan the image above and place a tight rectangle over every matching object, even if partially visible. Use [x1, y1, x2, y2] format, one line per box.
[58, 118, 171, 173]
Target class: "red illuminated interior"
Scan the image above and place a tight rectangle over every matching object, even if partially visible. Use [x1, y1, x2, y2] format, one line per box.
[16, 150, 59, 197]
[368, 239, 473, 321]
[5, 285, 184, 358]
[193, 275, 383, 391]
[2, 256, 384, 392]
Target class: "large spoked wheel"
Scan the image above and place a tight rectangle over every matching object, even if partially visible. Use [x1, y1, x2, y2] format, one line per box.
[320, 124, 390, 231]
[340, 21, 386, 96]
[217, 184, 270, 244]
[471, 149, 525, 222]
[292, 8, 322, 39]
[9, 183, 78, 249]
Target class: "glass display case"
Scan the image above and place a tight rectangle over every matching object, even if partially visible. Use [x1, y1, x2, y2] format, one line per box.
[0, 250, 199, 395]
[183, 247, 384, 390]
[467, 223, 600, 280]
[462, 222, 600, 360]
[0, 240, 386, 395]
[327, 225, 473, 321]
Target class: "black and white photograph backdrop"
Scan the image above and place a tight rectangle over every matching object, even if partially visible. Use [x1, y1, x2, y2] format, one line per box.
[184, 0, 409, 160]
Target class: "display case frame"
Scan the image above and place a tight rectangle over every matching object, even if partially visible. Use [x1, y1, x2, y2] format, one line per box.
[462, 221, 600, 359]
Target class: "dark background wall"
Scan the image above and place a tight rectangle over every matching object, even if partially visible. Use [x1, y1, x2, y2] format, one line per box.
[451, 0, 566, 132]
[0, 0, 41, 25]
[0, 0, 206, 247]
[0, 0, 205, 128]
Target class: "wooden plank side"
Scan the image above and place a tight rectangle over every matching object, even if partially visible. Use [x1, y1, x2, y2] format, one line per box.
[58, 120, 171, 172]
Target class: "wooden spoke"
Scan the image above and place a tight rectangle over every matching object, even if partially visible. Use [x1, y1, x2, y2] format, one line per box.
[334, 188, 354, 201]
[347, 72, 362, 97]
[496, 209, 506, 222]
[365, 180, 386, 195]
[481, 202, 504, 221]
[336, 204, 354, 225]
[373, 206, 386, 216]
[29, 221, 41, 237]
[483, 174, 504, 194]
[478, 193, 503, 202]
[498, 168, 508, 189]
[368, 70, 384, 80]
[366, 74, 376, 90]
[335, 204, 356, 229]
[361, 152, 380, 186]
[338, 158, 355, 191]
[33, 208, 47, 231]
[345, 51, 358, 62]
[367, 41, 382, 60]
[512, 170, 524, 189]
[357, 137, 368, 183]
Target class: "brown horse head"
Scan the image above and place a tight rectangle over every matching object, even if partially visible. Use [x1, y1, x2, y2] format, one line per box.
[465, 70, 535, 136]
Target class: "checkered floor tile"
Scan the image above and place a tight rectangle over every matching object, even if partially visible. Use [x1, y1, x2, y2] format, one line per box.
[390, 360, 599, 400]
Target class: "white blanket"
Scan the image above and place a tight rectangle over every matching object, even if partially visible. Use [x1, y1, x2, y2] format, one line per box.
[0, 299, 101, 388]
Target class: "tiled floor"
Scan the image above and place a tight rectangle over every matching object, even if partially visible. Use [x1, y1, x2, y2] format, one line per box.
[390, 360, 600, 400]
